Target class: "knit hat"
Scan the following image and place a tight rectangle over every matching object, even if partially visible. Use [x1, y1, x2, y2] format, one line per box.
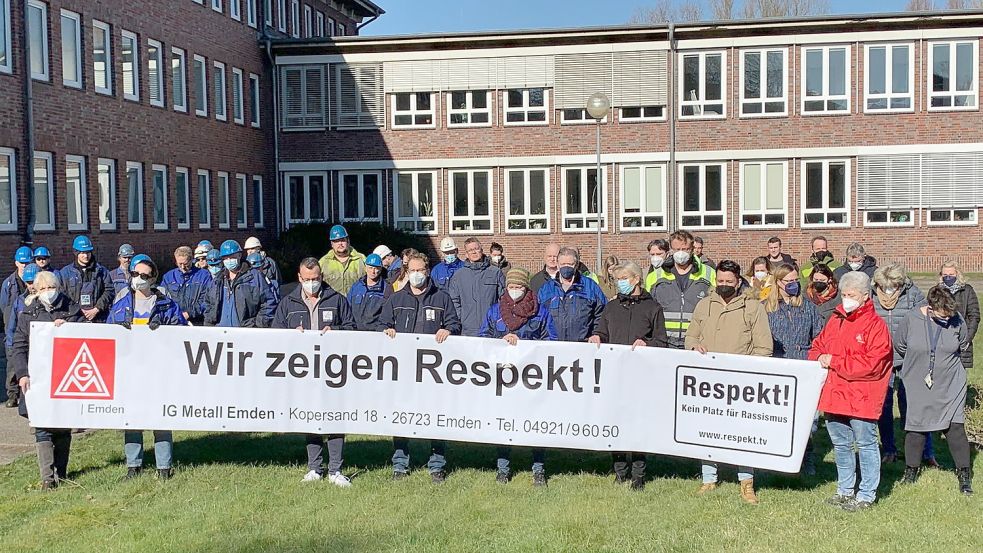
[505, 267, 531, 288]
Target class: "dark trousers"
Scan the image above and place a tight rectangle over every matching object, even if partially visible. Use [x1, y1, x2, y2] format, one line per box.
[306, 434, 344, 474]
[613, 452, 646, 479]
[35, 428, 72, 480]
[905, 423, 971, 470]
[496, 446, 545, 474]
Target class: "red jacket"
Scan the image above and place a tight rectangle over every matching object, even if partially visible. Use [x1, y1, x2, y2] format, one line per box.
[808, 299, 893, 420]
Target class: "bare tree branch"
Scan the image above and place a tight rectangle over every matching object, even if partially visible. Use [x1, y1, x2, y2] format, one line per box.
[629, 0, 704, 23]
[709, 0, 736, 20]
[906, 0, 936, 10]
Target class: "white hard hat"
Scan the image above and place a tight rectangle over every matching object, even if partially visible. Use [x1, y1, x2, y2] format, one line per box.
[193, 245, 209, 257]
[372, 245, 393, 258]
[439, 237, 457, 252]
[244, 236, 262, 250]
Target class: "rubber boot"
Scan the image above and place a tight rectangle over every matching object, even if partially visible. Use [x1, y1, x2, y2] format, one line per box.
[52, 432, 72, 481]
[36, 441, 57, 488]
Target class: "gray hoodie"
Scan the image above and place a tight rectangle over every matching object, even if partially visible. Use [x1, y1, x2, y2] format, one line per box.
[447, 256, 505, 336]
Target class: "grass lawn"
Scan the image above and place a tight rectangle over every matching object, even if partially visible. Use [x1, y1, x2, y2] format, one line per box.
[1, 353, 982, 551]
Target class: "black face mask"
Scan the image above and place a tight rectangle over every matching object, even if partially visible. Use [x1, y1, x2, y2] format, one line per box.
[813, 281, 830, 294]
[716, 285, 736, 298]
[811, 251, 830, 264]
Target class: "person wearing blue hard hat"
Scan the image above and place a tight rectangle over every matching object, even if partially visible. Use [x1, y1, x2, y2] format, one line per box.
[58, 235, 114, 323]
[32, 246, 51, 271]
[317, 224, 365, 296]
[109, 244, 136, 296]
[247, 251, 279, 300]
[161, 246, 213, 325]
[197, 240, 214, 251]
[347, 253, 391, 332]
[1, 257, 38, 408]
[205, 249, 222, 279]
[203, 240, 276, 328]
[244, 237, 281, 285]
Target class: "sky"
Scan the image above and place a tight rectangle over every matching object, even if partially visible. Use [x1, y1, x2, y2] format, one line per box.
[362, 0, 912, 36]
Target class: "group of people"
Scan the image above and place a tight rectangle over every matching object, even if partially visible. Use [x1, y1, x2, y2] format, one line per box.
[0, 227, 975, 510]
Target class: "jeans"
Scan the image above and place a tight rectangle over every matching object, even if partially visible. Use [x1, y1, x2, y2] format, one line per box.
[879, 379, 934, 459]
[496, 447, 545, 475]
[701, 463, 753, 484]
[827, 415, 880, 503]
[123, 430, 173, 469]
[392, 437, 446, 474]
[306, 434, 344, 474]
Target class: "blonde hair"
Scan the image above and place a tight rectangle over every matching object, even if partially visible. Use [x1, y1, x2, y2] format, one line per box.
[26, 271, 61, 307]
[872, 263, 908, 290]
[613, 261, 642, 282]
[939, 260, 967, 287]
[764, 264, 802, 312]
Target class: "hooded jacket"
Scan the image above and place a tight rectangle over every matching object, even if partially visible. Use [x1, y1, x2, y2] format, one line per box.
[447, 257, 505, 336]
[59, 261, 115, 321]
[833, 255, 878, 281]
[537, 273, 607, 342]
[317, 248, 366, 296]
[593, 290, 669, 348]
[381, 282, 462, 336]
[872, 279, 925, 367]
[478, 301, 557, 341]
[106, 288, 188, 327]
[204, 264, 277, 328]
[808, 299, 893, 420]
[347, 276, 391, 331]
[684, 291, 773, 356]
[271, 283, 355, 331]
[161, 266, 213, 323]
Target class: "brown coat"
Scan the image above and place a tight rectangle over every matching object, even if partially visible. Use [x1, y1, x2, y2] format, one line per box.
[685, 291, 773, 356]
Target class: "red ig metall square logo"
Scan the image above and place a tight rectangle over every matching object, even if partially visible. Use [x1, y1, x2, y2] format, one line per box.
[50, 338, 116, 400]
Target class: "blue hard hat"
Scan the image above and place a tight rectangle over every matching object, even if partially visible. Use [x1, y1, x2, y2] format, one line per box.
[329, 224, 348, 241]
[219, 239, 242, 257]
[246, 252, 263, 266]
[129, 254, 153, 272]
[22, 263, 39, 283]
[365, 253, 383, 268]
[72, 235, 94, 252]
[206, 249, 222, 266]
[197, 240, 214, 250]
[32, 246, 50, 259]
[14, 246, 33, 263]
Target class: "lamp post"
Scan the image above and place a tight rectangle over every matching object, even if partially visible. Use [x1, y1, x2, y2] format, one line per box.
[586, 92, 610, 276]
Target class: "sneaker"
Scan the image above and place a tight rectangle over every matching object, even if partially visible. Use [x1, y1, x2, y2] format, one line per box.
[301, 470, 322, 482]
[125, 467, 142, 480]
[392, 471, 408, 481]
[697, 482, 718, 495]
[533, 472, 547, 487]
[157, 468, 173, 481]
[842, 498, 874, 512]
[327, 472, 352, 488]
[825, 494, 853, 508]
[902, 466, 920, 484]
[430, 470, 447, 484]
[496, 471, 510, 484]
[630, 477, 645, 491]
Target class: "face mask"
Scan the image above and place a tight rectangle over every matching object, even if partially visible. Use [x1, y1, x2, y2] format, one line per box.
[932, 315, 951, 326]
[942, 275, 958, 287]
[813, 281, 830, 294]
[208, 266, 222, 277]
[444, 254, 457, 264]
[754, 271, 768, 281]
[883, 287, 897, 295]
[716, 285, 736, 299]
[39, 290, 59, 307]
[223, 258, 240, 272]
[508, 288, 525, 301]
[784, 281, 801, 297]
[848, 262, 862, 271]
[842, 297, 861, 313]
[812, 251, 830, 263]
[650, 255, 664, 268]
[673, 250, 692, 266]
[558, 266, 577, 280]
[617, 279, 634, 295]
[302, 280, 321, 295]
[491, 255, 503, 264]
[130, 276, 153, 293]
[408, 272, 427, 288]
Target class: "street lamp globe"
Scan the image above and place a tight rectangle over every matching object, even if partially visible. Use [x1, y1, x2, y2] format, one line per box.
[586, 92, 610, 120]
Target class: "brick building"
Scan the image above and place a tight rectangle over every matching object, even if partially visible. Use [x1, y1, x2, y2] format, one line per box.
[0, 0, 381, 266]
[271, 11, 983, 274]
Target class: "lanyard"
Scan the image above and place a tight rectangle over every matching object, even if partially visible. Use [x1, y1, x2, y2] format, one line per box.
[924, 312, 944, 382]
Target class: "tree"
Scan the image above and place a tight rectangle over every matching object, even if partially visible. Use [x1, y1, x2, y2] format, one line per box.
[906, 0, 936, 9]
[631, 0, 830, 23]
[629, 0, 704, 23]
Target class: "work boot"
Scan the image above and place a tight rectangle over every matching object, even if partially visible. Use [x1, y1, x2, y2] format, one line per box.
[533, 472, 547, 487]
[158, 468, 173, 481]
[430, 470, 446, 484]
[496, 471, 510, 484]
[36, 441, 57, 488]
[125, 467, 142, 480]
[902, 466, 920, 484]
[739, 478, 759, 505]
[697, 482, 718, 495]
[614, 473, 628, 485]
[392, 471, 408, 481]
[956, 467, 973, 496]
[5, 393, 17, 408]
[630, 477, 645, 491]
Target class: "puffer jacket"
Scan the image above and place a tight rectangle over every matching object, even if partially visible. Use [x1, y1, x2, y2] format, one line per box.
[833, 255, 878, 282]
[808, 299, 893, 420]
[950, 283, 981, 367]
[58, 261, 115, 321]
[317, 248, 366, 297]
[161, 266, 212, 324]
[478, 301, 557, 341]
[447, 257, 505, 337]
[347, 277, 391, 331]
[684, 291, 773, 356]
[537, 274, 607, 342]
[593, 291, 668, 347]
[106, 288, 188, 327]
[873, 280, 926, 367]
[203, 265, 277, 328]
[271, 284, 355, 331]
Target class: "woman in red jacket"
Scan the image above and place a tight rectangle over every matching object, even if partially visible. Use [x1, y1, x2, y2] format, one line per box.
[808, 271, 893, 512]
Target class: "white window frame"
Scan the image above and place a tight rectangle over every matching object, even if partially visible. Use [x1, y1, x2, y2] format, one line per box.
[290, 0, 299, 38]
[249, 73, 261, 127]
[121, 30, 140, 102]
[197, 170, 211, 229]
[738, 160, 788, 229]
[212, 0, 223, 13]
[0, 0, 12, 75]
[265, 0, 272, 26]
[800, 158, 851, 228]
[65, 154, 87, 231]
[93, 20, 113, 96]
[193, 54, 208, 116]
[284, 172, 329, 225]
[503, 88, 549, 126]
[175, 166, 191, 229]
[391, 92, 436, 129]
[216, 171, 231, 229]
[504, 168, 550, 234]
[337, 23, 346, 36]
[315, 11, 324, 37]
[559, 109, 607, 125]
[97, 158, 116, 230]
[252, 175, 264, 228]
[618, 106, 666, 122]
[303, 4, 312, 37]
[448, 169, 494, 234]
[739, 47, 788, 117]
[60, 10, 82, 89]
[393, 171, 438, 235]
[150, 164, 168, 230]
[678, 163, 727, 231]
[235, 173, 248, 228]
[927, 208, 978, 226]
[247, 0, 257, 27]
[927, 40, 979, 112]
[27, 0, 48, 81]
[338, 171, 383, 223]
[232, 67, 245, 124]
[862, 209, 915, 228]
[561, 166, 608, 233]
[679, 50, 727, 119]
[125, 161, 144, 231]
[328, 17, 336, 36]
[148, 39, 165, 107]
[0, 148, 17, 231]
[801, 45, 851, 116]
[172, 47, 187, 112]
[230, 0, 241, 21]
[619, 163, 667, 232]
[863, 43, 914, 114]
[214, 61, 227, 121]
[32, 152, 55, 231]
[277, 0, 285, 32]
[446, 90, 492, 128]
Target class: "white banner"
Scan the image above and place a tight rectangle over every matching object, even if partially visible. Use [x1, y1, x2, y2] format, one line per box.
[25, 323, 828, 473]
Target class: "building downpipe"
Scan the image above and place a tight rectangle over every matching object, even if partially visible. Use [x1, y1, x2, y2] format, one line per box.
[20, 0, 36, 246]
[668, 22, 677, 233]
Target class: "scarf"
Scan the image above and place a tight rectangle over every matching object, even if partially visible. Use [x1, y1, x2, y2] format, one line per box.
[499, 289, 538, 332]
[807, 281, 838, 305]
[876, 286, 901, 310]
[942, 281, 964, 294]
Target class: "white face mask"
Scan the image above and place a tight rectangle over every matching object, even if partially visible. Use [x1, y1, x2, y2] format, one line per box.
[491, 255, 503, 264]
[754, 271, 768, 281]
[302, 280, 321, 295]
[849, 262, 862, 271]
[673, 250, 691, 266]
[39, 290, 59, 307]
[130, 276, 153, 293]
[408, 272, 427, 288]
[650, 255, 664, 268]
[508, 288, 525, 301]
[842, 297, 861, 313]
[882, 287, 897, 295]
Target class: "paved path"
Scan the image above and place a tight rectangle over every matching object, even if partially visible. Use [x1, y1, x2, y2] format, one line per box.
[0, 405, 34, 465]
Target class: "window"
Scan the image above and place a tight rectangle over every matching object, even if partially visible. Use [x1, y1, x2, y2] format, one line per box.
[214, 61, 227, 121]
[447, 90, 491, 127]
[393, 171, 437, 234]
[505, 168, 549, 232]
[247, 0, 257, 27]
[148, 40, 164, 107]
[560, 109, 607, 124]
[337, 23, 346, 36]
[230, 0, 241, 20]
[928, 208, 977, 226]
[60, 10, 82, 88]
[151, 165, 167, 229]
[236, 173, 248, 227]
[216, 172, 230, 228]
[865, 44, 913, 112]
[504, 88, 548, 125]
[93, 20, 113, 95]
[277, 0, 285, 32]
[619, 106, 665, 122]
[0, 149, 15, 230]
[562, 167, 607, 231]
[929, 41, 978, 110]
[176, 167, 190, 229]
[679, 164, 726, 230]
[801, 159, 850, 227]
[121, 30, 139, 101]
[448, 170, 492, 233]
[197, 170, 211, 228]
[285, 173, 327, 224]
[338, 172, 382, 222]
[265, 0, 272, 26]
[620, 164, 666, 231]
[328, 17, 336, 36]
[65, 155, 87, 230]
[303, 5, 312, 37]
[315, 11, 324, 36]
[97, 159, 116, 230]
[172, 48, 187, 112]
[802, 45, 850, 114]
[249, 73, 261, 127]
[863, 210, 913, 227]
[391, 93, 435, 129]
[193, 54, 207, 116]
[290, 0, 299, 38]
[741, 48, 787, 116]
[679, 51, 725, 118]
[212, 0, 222, 13]
[232, 68, 244, 124]
[281, 65, 324, 128]
[33, 152, 54, 231]
[27, 0, 48, 81]
[0, 0, 11, 74]
[252, 175, 264, 228]
[126, 162, 143, 230]
[739, 161, 788, 228]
